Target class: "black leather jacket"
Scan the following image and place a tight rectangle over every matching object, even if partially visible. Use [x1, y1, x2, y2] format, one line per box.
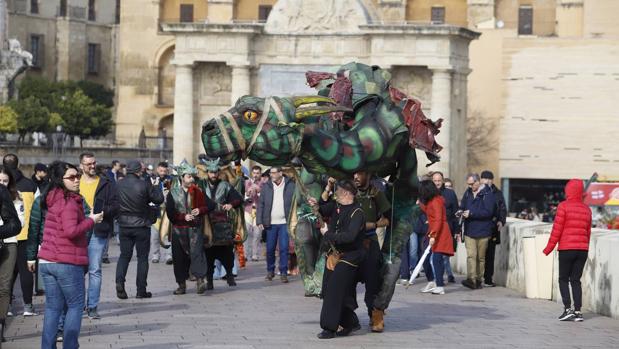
[116, 174, 164, 228]
[0, 185, 21, 240]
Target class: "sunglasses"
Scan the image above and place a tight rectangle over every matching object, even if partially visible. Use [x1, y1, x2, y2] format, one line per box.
[63, 174, 82, 181]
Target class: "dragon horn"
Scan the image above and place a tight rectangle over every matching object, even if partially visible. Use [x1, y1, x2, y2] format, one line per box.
[292, 96, 337, 107]
[295, 105, 353, 120]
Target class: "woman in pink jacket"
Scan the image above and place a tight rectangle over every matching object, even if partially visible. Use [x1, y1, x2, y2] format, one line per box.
[38, 161, 103, 348]
[543, 179, 592, 322]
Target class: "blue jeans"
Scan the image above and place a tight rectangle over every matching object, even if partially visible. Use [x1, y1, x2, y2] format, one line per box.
[40, 263, 85, 349]
[87, 235, 107, 309]
[266, 224, 289, 275]
[431, 252, 448, 287]
[410, 233, 424, 271]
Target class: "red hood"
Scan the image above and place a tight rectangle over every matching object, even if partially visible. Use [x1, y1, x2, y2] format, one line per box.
[565, 179, 584, 202]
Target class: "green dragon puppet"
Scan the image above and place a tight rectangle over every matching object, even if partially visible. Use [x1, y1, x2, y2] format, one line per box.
[201, 62, 443, 316]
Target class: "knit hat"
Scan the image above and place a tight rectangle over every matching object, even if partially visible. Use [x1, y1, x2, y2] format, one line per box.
[34, 163, 47, 172]
[480, 170, 494, 180]
[126, 159, 142, 174]
[175, 159, 198, 176]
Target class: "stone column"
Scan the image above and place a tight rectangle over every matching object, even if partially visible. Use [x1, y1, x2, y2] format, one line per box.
[430, 68, 453, 177]
[173, 63, 194, 164]
[230, 64, 251, 104]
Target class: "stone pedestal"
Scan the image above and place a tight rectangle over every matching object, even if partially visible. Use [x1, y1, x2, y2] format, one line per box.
[173, 63, 195, 164]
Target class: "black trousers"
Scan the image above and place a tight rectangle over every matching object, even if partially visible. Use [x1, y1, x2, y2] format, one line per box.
[558, 250, 588, 311]
[115, 227, 151, 293]
[11, 240, 34, 305]
[205, 245, 234, 282]
[359, 238, 381, 318]
[320, 261, 359, 332]
[171, 233, 191, 284]
[484, 240, 497, 283]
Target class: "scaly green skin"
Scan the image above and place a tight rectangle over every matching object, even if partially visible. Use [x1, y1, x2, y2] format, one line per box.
[202, 62, 425, 304]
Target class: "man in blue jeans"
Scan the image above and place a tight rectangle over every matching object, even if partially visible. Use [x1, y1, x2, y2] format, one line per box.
[257, 167, 295, 283]
[79, 152, 119, 319]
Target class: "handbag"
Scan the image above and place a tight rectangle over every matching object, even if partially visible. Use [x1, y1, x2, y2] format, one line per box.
[158, 210, 171, 248]
[326, 250, 341, 271]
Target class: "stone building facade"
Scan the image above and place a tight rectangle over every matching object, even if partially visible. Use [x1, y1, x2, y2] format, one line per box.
[116, 0, 479, 192]
[6, 0, 119, 88]
[114, 0, 618, 206]
[466, 0, 619, 209]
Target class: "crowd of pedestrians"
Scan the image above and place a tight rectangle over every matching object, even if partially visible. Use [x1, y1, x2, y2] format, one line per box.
[0, 151, 595, 346]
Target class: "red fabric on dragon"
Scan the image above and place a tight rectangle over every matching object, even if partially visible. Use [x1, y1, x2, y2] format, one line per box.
[390, 87, 443, 163]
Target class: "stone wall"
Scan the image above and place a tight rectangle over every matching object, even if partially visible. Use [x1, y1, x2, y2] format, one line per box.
[115, 0, 174, 145]
[452, 218, 619, 319]
[499, 38, 619, 180]
[0, 145, 171, 171]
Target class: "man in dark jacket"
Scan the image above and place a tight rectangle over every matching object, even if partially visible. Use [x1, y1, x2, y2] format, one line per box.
[257, 167, 295, 283]
[352, 171, 390, 332]
[309, 179, 366, 339]
[198, 159, 243, 290]
[431, 171, 458, 283]
[115, 160, 164, 299]
[31, 163, 49, 192]
[459, 173, 495, 289]
[480, 170, 507, 287]
[78, 152, 119, 318]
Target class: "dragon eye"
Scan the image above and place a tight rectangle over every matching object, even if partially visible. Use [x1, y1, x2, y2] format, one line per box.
[243, 110, 260, 123]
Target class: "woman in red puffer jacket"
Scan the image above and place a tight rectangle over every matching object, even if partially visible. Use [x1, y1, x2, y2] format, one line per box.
[37, 161, 104, 348]
[543, 179, 592, 323]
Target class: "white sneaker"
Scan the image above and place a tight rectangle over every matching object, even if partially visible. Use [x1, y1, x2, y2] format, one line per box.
[431, 286, 445, 295]
[397, 279, 409, 286]
[421, 281, 436, 293]
[23, 304, 38, 316]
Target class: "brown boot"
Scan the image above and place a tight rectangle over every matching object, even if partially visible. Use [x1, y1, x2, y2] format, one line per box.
[371, 308, 384, 333]
[197, 278, 206, 294]
[174, 282, 186, 295]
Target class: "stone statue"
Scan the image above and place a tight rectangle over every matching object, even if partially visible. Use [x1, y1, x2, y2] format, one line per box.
[264, 0, 379, 34]
[0, 0, 32, 103]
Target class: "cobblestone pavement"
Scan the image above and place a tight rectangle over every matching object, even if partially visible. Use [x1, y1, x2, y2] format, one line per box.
[4, 243, 619, 349]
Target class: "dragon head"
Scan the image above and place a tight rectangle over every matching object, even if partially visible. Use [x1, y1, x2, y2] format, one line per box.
[201, 95, 349, 165]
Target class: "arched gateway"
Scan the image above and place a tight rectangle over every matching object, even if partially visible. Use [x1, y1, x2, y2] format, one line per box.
[160, 0, 479, 189]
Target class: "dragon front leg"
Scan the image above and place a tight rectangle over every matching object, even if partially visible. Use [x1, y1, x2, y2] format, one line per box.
[373, 145, 419, 311]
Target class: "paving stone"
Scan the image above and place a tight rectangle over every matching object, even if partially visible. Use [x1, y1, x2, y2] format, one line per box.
[3, 241, 619, 348]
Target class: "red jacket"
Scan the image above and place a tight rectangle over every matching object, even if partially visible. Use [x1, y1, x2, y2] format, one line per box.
[543, 179, 592, 255]
[38, 188, 94, 266]
[421, 196, 454, 256]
